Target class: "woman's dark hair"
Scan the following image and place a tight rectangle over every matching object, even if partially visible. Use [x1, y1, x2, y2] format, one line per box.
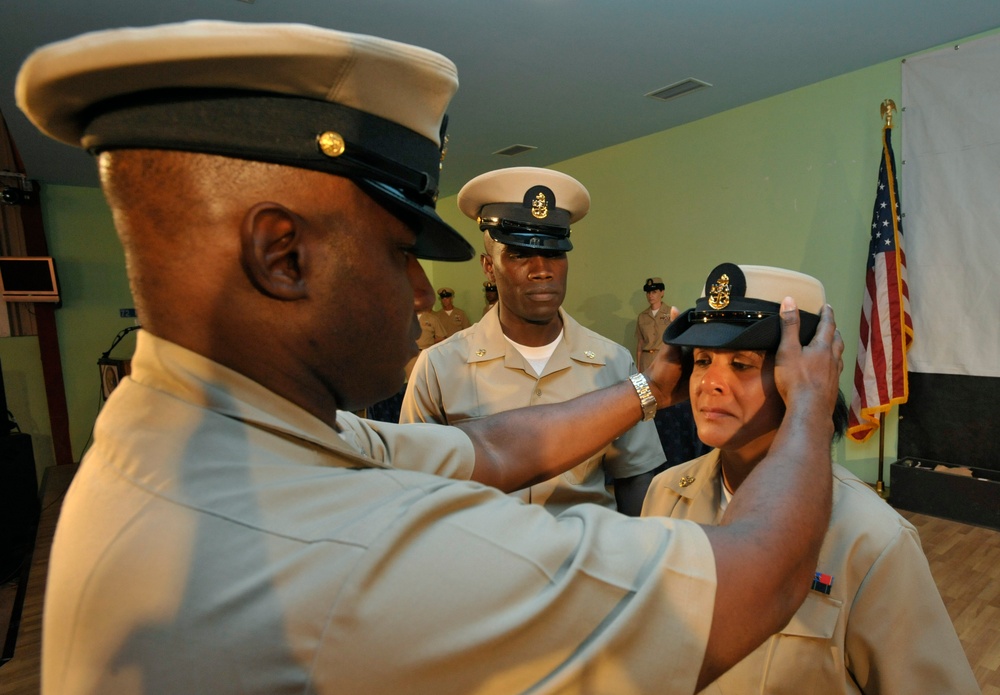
[833, 390, 849, 442]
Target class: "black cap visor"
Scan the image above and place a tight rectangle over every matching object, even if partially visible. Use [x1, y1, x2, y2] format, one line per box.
[663, 299, 820, 350]
[82, 88, 475, 262]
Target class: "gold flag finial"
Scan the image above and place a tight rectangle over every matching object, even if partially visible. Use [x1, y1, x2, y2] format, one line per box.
[880, 99, 897, 128]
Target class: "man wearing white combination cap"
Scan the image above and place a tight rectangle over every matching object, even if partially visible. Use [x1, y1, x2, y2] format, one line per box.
[402, 167, 666, 515]
[18, 20, 845, 695]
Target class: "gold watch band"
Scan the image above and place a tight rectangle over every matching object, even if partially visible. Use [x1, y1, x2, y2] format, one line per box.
[629, 373, 657, 422]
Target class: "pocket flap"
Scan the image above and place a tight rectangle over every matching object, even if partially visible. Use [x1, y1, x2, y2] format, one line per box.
[780, 592, 842, 639]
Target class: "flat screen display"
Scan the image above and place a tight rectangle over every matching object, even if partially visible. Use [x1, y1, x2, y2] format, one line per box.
[0, 257, 60, 303]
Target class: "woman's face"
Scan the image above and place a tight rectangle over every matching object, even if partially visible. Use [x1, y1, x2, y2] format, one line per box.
[689, 348, 786, 458]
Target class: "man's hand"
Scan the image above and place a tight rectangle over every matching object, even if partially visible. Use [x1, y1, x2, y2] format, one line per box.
[774, 297, 844, 414]
[643, 306, 690, 409]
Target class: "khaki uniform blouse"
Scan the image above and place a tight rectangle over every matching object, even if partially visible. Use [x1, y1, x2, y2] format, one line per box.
[642, 450, 980, 695]
[635, 305, 672, 372]
[401, 307, 665, 513]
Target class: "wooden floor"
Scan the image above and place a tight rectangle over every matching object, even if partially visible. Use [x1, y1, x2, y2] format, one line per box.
[0, 472, 997, 693]
[898, 509, 1000, 694]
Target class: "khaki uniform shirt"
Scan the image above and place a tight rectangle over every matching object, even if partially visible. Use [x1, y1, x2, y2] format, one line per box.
[635, 306, 671, 372]
[401, 307, 665, 513]
[436, 306, 471, 337]
[405, 310, 449, 380]
[42, 332, 717, 695]
[642, 451, 980, 695]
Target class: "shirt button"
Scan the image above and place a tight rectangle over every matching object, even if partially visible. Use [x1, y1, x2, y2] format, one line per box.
[535, 389, 542, 397]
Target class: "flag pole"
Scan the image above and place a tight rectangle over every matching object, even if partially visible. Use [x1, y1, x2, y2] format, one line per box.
[876, 413, 886, 498]
[874, 99, 895, 501]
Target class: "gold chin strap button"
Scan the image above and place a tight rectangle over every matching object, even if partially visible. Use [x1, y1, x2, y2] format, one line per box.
[317, 131, 346, 157]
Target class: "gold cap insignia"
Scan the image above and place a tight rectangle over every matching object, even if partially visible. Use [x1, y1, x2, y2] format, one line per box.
[708, 273, 731, 310]
[679, 475, 696, 488]
[531, 191, 549, 219]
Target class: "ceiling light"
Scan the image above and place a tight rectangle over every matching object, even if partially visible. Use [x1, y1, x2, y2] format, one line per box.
[493, 144, 537, 156]
[645, 78, 712, 102]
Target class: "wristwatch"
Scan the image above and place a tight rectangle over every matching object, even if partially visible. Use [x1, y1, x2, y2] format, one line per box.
[629, 373, 657, 421]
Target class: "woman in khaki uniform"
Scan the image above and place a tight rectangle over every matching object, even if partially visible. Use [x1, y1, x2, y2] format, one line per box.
[642, 262, 979, 695]
[635, 276, 670, 372]
[637, 276, 709, 467]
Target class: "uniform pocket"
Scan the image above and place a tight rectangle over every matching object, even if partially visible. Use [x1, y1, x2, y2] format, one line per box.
[760, 592, 849, 694]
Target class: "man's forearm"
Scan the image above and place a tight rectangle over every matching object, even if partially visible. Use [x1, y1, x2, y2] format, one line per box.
[457, 378, 648, 492]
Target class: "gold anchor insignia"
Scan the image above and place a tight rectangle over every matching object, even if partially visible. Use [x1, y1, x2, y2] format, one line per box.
[585, 351, 595, 359]
[678, 476, 696, 487]
[531, 191, 549, 219]
[708, 273, 731, 310]
[476, 349, 487, 357]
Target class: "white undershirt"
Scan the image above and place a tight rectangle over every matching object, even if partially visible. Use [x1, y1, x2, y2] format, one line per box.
[505, 330, 563, 377]
[720, 474, 732, 511]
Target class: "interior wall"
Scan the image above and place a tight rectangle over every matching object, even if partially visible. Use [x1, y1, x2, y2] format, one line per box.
[430, 58, 907, 483]
[5, 26, 997, 484]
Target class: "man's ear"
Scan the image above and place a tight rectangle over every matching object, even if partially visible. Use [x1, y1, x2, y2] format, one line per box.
[480, 252, 495, 283]
[240, 202, 308, 300]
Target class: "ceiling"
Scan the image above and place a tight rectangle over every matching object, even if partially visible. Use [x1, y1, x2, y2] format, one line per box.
[3, 1, 1000, 198]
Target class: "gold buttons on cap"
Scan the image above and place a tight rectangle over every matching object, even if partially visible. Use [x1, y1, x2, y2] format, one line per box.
[679, 476, 696, 487]
[317, 131, 346, 157]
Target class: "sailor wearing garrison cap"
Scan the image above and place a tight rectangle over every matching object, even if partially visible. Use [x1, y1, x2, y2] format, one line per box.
[18, 20, 851, 695]
[402, 166, 667, 516]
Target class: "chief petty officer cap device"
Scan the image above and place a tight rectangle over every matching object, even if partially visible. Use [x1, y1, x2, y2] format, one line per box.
[15, 20, 475, 262]
[662, 262, 826, 350]
[457, 166, 590, 252]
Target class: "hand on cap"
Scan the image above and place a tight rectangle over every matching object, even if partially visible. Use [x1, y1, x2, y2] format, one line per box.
[643, 306, 690, 409]
[774, 297, 844, 416]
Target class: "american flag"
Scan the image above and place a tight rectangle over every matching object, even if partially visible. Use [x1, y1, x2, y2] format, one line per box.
[848, 125, 913, 442]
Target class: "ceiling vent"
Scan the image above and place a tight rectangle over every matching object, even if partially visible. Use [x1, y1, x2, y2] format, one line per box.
[493, 144, 537, 156]
[645, 78, 712, 102]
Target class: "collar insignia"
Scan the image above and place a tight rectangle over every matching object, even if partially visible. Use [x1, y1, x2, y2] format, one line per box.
[679, 475, 696, 487]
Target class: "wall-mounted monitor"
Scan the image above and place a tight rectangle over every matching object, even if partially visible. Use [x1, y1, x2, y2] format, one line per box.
[0, 256, 60, 303]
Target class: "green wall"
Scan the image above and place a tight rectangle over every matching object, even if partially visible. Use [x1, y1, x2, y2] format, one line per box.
[427, 58, 909, 484]
[7, 27, 996, 485]
[0, 183, 135, 480]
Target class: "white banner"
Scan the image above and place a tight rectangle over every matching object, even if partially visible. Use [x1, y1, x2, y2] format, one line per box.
[901, 33, 1000, 377]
